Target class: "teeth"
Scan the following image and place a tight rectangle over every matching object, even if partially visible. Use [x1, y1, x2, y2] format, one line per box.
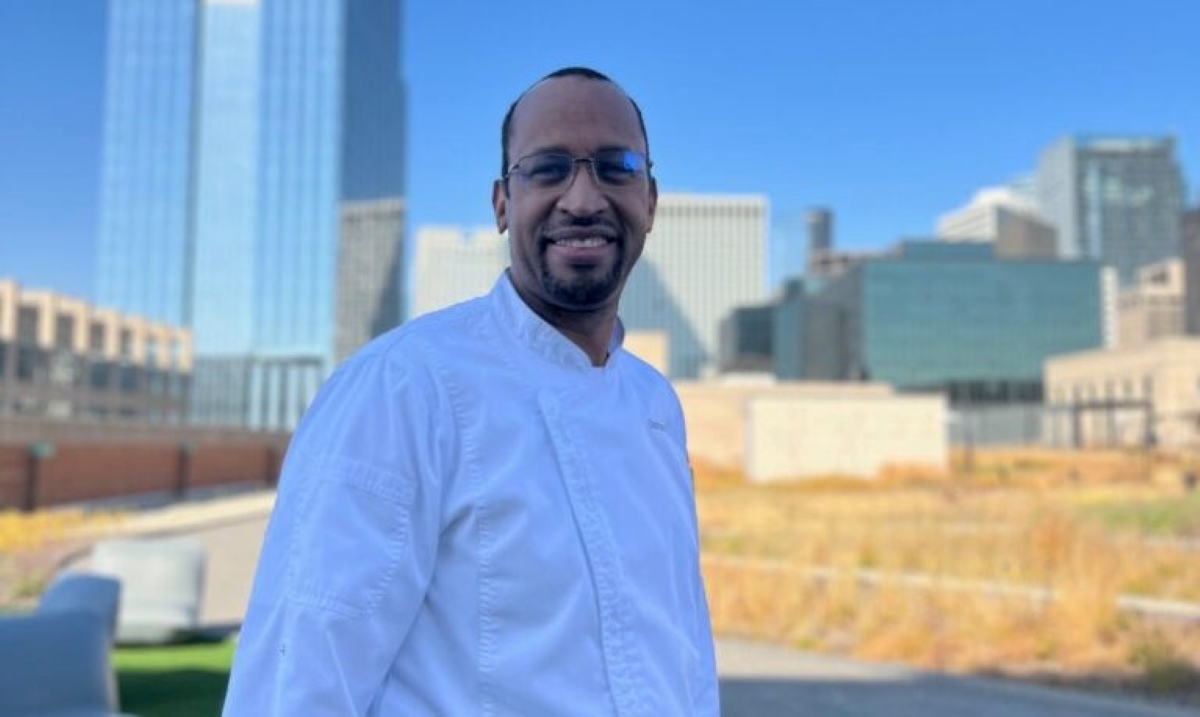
[555, 237, 608, 248]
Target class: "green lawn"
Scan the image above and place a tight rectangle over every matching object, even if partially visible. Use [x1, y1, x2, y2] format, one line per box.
[1083, 490, 1200, 535]
[114, 640, 235, 717]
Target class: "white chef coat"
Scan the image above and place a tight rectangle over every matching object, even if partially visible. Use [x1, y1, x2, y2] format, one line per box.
[223, 272, 719, 716]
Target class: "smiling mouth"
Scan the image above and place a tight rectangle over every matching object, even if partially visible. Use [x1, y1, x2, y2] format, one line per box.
[550, 236, 611, 248]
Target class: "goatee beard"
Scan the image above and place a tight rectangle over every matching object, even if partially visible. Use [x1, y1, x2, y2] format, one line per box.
[540, 243, 626, 308]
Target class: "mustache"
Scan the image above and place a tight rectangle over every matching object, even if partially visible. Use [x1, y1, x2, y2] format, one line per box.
[544, 216, 620, 233]
[540, 218, 622, 247]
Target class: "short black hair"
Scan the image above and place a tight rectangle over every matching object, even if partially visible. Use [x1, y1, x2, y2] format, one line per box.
[499, 66, 650, 180]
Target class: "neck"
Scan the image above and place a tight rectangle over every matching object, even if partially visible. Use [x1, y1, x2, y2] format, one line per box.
[551, 312, 615, 366]
[510, 277, 617, 366]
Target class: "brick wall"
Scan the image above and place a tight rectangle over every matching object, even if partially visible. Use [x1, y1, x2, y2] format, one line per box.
[0, 419, 289, 510]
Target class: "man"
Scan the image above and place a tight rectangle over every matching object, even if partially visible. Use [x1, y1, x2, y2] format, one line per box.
[223, 66, 719, 715]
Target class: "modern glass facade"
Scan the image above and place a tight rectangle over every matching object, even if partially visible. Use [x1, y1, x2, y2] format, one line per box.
[95, 0, 198, 326]
[1037, 136, 1185, 286]
[192, 0, 259, 359]
[247, 0, 405, 429]
[784, 242, 1107, 404]
[96, 0, 406, 430]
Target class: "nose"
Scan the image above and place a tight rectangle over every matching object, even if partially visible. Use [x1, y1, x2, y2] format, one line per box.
[555, 160, 609, 217]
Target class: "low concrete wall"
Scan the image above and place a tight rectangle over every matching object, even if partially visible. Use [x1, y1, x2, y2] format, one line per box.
[746, 393, 946, 481]
[676, 381, 945, 480]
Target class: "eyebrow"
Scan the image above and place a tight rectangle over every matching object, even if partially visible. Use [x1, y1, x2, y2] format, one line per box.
[516, 144, 640, 159]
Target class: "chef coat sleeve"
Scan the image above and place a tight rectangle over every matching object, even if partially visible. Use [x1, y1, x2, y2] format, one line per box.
[223, 342, 454, 716]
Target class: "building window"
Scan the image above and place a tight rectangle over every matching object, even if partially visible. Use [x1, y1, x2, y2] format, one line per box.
[89, 322, 105, 355]
[17, 307, 38, 345]
[119, 329, 133, 360]
[119, 366, 139, 394]
[90, 363, 112, 390]
[55, 315, 74, 350]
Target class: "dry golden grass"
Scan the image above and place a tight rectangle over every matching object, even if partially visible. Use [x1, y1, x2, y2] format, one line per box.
[696, 449, 1200, 702]
[0, 509, 125, 608]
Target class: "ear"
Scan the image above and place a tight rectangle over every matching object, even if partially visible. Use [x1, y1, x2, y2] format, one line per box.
[645, 176, 658, 234]
[492, 179, 509, 234]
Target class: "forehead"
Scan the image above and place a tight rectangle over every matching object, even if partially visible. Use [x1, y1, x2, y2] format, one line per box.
[509, 77, 645, 156]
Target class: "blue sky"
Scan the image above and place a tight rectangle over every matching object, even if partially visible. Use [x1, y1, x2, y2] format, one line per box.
[2, 0, 1198, 300]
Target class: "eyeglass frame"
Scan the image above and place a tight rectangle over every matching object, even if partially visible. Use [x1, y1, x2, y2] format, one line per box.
[501, 148, 654, 190]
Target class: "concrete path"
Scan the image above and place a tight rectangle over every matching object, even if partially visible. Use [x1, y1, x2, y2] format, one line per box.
[716, 638, 1197, 717]
[93, 491, 1199, 716]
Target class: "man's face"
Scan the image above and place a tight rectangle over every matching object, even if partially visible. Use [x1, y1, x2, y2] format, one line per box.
[493, 77, 657, 316]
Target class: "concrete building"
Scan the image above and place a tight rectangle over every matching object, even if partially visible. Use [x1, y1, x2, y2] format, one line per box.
[775, 241, 1111, 405]
[676, 381, 946, 481]
[409, 226, 509, 319]
[1045, 338, 1200, 448]
[0, 279, 192, 423]
[717, 306, 773, 374]
[336, 199, 406, 363]
[1036, 136, 1186, 285]
[97, 0, 407, 430]
[937, 186, 1057, 259]
[1117, 258, 1186, 348]
[1184, 208, 1200, 336]
[620, 193, 768, 379]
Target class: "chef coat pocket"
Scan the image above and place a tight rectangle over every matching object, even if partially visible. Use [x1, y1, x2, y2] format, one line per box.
[285, 454, 416, 619]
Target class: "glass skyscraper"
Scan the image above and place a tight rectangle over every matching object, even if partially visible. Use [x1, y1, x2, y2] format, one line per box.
[1037, 136, 1185, 286]
[96, 0, 198, 327]
[777, 241, 1108, 404]
[95, 0, 406, 430]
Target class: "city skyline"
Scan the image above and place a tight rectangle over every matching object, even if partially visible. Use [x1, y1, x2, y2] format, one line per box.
[87, 0, 406, 430]
[3, 0, 1200, 301]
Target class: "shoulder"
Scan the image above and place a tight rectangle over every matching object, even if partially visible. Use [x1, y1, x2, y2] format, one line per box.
[351, 295, 492, 368]
[300, 298, 490, 429]
[616, 348, 687, 436]
[617, 347, 677, 398]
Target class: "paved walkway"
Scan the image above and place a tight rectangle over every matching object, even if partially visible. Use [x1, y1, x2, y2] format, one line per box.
[83, 491, 1199, 716]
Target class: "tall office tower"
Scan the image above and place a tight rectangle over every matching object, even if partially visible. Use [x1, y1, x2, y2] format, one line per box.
[96, 0, 406, 430]
[335, 199, 405, 364]
[1036, 136, 1185, 285]
[806, 207, 832, 255]
[409, 226, 508, 319]
[249, 0, 405, 429]
[95, 0, 199, 326]
[802, 207, 833, 278]
[188, 0, 261, 426]
[620, 193, 768, 379]
[1184, 208, 1200, 335]
[937, 186, 1057, 259]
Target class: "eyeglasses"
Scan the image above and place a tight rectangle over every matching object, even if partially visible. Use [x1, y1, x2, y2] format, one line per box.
[503, 149, 652, 189]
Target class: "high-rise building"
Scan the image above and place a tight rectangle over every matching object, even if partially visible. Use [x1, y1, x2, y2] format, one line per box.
[806, 207, 832, 257]
[95, 0, 199, 327]
[409, 226, 509, 319]
[1036, 136, 1185, 285]
[336, 199, 406, 364]
[1184, 208, 1200, 336]
[95, 0, 406, 430]
[620, 194, 768, 379]
[937, 186, 1057, 259]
